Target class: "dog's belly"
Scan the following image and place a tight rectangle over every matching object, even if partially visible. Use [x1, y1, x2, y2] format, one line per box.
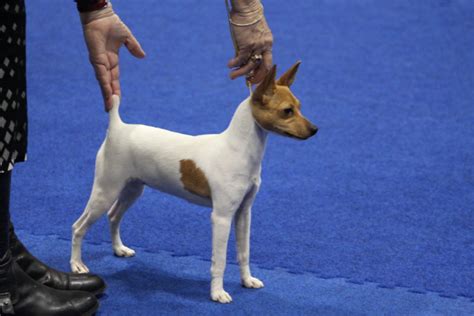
[145, 180, 213, 208]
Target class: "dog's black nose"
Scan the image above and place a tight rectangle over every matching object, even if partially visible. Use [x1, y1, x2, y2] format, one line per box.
[309, 124, 318, 136]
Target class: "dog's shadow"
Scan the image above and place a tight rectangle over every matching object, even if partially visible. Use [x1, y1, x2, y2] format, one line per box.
[102, 261, 212, 301]
[101, 262, 358, 316]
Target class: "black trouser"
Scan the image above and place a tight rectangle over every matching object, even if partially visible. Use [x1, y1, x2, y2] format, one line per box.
[0, 0, 28, 172]
[0, 171, 12, 258]
[0, 1, 27, 257]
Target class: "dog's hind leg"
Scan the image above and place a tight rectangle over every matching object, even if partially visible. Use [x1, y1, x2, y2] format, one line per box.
[107, 181, 144, 257]
[71, 180, 124, 274]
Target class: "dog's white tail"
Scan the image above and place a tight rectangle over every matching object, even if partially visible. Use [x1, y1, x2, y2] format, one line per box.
[109, 95, 123, 129]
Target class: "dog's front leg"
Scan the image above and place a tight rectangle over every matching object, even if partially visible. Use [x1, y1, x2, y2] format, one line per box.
[235, 183, 264, 289]
[210, 210, 234, 303]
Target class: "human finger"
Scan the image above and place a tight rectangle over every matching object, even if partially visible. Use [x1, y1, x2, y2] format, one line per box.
[229, 59, 259, 80]
[248, 50, 272, 84]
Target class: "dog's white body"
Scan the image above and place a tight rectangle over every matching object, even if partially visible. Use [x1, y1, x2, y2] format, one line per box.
[71, 95, 267, 303]
[71, 62, 316, 303]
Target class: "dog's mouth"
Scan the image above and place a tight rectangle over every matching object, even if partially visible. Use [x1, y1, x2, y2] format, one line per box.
[283, 131, 308, 140]
[258, 123, 312, 140]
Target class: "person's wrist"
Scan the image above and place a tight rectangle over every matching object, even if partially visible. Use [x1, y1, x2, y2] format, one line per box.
[79, 2, 114, 25]
[230, 0, 261, 13]
[230, 2, 263, 26]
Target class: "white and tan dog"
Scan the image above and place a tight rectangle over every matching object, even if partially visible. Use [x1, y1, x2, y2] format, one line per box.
[70, 61, 317, 303]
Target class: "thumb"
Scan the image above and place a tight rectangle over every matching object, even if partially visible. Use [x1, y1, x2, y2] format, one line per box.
[125, 33, 146, 59]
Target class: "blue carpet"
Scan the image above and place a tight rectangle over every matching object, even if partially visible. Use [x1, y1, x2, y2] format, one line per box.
[17, 230, 474, 315]
[8, 0, 474, 313]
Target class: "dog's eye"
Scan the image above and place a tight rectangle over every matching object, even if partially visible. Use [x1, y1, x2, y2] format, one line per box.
[283, 108, 294, 116]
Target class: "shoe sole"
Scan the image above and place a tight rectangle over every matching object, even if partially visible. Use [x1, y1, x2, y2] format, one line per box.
[82, 300, 100, 316]
[92, 283, 107, 297]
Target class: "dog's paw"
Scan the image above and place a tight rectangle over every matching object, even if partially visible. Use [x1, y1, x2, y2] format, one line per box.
[114, 245, 136, 257]
[210, 289, 233, 304]
[70, 260, 90, 274]
[242, 276, 264, 289]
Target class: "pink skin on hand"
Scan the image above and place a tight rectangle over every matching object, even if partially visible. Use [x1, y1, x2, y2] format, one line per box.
[227, 4, 273, 84]
[82, 10, 145, 111]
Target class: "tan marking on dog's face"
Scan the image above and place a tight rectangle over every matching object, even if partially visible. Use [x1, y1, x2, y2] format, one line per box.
[250, 62, 318, 140]
[251, 85, 318, 140]
[180, 159, 211, 199]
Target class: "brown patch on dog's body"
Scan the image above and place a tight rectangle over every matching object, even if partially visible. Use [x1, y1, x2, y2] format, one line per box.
[180, 159, 211, 199]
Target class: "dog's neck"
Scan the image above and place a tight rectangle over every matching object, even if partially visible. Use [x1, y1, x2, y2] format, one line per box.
[223, 97, 268, 168]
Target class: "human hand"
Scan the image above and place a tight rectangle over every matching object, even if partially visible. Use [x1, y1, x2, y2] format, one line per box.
[80, 4, 145, 111]
[228, 2, 273, 84]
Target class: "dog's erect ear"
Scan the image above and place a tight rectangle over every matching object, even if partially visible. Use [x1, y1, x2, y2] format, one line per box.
[252, 64, 277, 105]
[276, 60, 301, 87]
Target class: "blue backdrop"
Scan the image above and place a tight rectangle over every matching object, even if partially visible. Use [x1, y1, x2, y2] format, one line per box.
[9, 0, 474, 314]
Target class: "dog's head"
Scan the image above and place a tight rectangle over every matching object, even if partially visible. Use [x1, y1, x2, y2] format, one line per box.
[250, 61, 318, 140]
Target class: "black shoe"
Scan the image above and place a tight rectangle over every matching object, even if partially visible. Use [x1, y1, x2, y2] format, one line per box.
[0, 250, 99, 316]
[9, 224, 106, 296]
[0, 251, 16, 315]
